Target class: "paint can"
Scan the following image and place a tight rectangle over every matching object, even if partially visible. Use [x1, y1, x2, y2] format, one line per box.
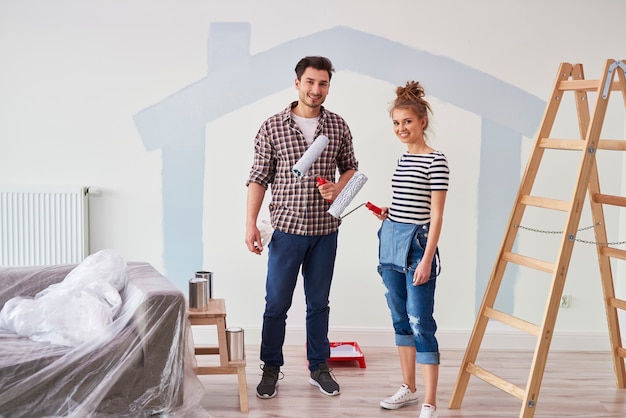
[194, 271, 213, 299]
[189, 274, 210, 311]
[226, 327, 245, 362]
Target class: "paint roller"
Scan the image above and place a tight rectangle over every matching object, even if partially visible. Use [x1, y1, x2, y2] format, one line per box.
[328, 171, 370, 219]
[318, 176, 383, 214]
[292, 135, 330, 178]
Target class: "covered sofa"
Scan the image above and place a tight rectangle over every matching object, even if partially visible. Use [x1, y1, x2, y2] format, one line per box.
[0, 253, 205, 417]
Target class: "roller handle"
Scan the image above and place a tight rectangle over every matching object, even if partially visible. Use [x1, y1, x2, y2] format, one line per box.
[316, 176, 332, 203]
[365, 201, 383, 215]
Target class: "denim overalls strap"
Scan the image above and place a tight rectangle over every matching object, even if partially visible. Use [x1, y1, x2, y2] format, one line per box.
[412, 223, 442, 277]
[378, 220, 418, 271]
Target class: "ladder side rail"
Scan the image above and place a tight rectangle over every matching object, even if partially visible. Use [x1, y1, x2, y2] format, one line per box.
[618, 60, 626, 104]
[585, 59, 626, 388]
[572, 63, 591, 140]
[588, 167, 626, 388]
[447, 256, 512, 407]
[520, 59, 615, 418]
[449, 62, 574, 410]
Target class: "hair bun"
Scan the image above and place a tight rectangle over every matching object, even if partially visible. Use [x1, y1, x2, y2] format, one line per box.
[390, 80, 432, 129]
[397, 81, 424, 100]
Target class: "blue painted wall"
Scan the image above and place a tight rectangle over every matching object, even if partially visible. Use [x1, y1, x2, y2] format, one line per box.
[134, 23, 545, 313]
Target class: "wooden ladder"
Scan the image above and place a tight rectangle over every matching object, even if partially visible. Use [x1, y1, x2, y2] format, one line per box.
[448, 59, 626, 418]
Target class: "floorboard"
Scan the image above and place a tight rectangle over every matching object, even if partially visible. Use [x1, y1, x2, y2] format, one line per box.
[197, 345, 626, 417]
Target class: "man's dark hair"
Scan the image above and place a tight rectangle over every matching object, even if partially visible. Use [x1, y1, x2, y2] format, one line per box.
[294, 56, 335, 81]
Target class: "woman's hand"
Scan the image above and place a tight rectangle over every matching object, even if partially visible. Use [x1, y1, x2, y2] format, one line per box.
[413, 260, 432, 286]
[374, 207, 389, 221]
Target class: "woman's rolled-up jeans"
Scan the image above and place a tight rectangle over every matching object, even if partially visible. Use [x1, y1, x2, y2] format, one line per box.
[378, 220, 440, 365]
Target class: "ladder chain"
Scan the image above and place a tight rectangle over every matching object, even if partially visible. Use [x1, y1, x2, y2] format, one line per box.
[514, 223, 626, 246]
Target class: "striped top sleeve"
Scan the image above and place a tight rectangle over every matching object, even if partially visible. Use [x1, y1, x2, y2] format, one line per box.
[388, 151, 449, 225]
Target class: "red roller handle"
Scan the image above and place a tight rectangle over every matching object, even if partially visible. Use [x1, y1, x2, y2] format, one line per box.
[365, 201, 383, 215]
[316, 176, 331, 202]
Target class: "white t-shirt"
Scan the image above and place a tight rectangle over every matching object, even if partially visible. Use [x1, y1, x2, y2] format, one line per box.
[291, 113, 320, 145]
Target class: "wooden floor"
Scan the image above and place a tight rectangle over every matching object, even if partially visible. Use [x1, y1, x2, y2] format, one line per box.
[197, 345, 626, 418]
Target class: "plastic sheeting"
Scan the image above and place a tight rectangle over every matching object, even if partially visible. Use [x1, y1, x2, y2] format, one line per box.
[0, 250, 128, 347]
[0, 250, 207, 418]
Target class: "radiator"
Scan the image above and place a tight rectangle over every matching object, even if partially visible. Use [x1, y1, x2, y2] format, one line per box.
[0, 186, 90, 266]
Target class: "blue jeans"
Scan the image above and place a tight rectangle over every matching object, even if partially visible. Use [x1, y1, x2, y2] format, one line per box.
[261, 229, 338, 372]
[378, 221, 440, 365]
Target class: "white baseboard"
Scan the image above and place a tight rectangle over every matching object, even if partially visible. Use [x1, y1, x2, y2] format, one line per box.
[190, 325, 612, 352]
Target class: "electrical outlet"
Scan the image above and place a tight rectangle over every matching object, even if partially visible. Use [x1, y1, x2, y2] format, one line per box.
[560, 295, 571, 308]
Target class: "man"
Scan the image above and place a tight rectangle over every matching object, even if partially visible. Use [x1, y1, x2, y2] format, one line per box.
[245, 56, 358, 399]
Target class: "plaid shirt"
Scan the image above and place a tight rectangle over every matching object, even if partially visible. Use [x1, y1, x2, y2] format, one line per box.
[247, 102, 359, 236]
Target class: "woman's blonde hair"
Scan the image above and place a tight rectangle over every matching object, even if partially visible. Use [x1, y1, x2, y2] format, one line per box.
[390, 81, 432, 131]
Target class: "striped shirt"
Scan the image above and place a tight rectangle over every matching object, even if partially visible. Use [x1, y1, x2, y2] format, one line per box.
[388, 151, 449, 225]
[247, 102, 359, 236]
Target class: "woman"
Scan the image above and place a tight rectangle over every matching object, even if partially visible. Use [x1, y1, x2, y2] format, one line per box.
[373, 81, 449, 418]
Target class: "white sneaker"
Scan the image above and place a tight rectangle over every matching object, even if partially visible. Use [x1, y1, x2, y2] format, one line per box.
[380, 384, 419, 410]
[419, 403, 438, 418]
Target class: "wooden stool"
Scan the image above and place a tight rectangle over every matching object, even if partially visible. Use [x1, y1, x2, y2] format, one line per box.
[188, 298, 248, 412]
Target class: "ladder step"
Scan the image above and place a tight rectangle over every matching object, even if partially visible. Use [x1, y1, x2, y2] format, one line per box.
[601, 246, 626, 261]
[557, 79, 622, 92]
[618, 347, 626, 359]
[485, 307, 541, 336]
[467, 363, 525, 400]
[597, 139, 626, 151]
[558, 79, 600, 91]
[608, 296, 626, 311]
[520, 195, 570, 211]
[539, 138, 585, 150]
[593, 193, 626, 207]
[502, 252, 554, 274]
[539, 138, 626, 151]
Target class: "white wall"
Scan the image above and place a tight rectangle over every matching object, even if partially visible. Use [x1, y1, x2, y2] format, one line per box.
[1, 0, 625, 350]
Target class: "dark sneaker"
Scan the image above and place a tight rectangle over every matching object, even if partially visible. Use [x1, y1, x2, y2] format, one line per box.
[309, 363, 340, 396]
[256, 364, 282, 399]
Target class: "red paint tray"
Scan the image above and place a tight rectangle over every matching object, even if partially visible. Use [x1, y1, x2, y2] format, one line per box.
[329, 341, 366, 368]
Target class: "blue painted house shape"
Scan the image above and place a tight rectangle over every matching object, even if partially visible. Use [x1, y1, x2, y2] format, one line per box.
[134, 23, 545, 312]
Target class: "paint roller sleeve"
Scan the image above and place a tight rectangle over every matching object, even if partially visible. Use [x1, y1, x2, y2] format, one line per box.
[292, 135, 330, 177]
[327, 172, 368, 219]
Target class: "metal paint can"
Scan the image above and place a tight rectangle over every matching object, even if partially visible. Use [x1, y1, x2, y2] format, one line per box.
[194, 271, 213, 299]
[226, 327, 245, 361]
[189, 277, 209, 311]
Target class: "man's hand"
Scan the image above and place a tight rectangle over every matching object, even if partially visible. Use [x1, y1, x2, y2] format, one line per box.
[317, 181, 338, 203]
[246, 182, 266, 255]
[245, 225, 263, 255]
